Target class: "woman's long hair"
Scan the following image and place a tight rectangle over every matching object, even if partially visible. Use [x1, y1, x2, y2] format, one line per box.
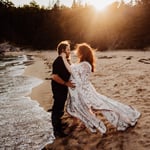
[76, 43, 95, 72]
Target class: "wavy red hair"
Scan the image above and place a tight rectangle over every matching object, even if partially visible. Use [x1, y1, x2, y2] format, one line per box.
[76, 43, 95, 72]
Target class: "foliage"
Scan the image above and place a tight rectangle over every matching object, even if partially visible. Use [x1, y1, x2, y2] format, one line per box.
[0, 0, 150, 50]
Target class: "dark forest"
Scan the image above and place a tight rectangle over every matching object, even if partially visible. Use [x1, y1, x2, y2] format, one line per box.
[0, 0, 150, 50]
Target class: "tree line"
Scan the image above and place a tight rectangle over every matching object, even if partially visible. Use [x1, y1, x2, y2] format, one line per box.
[0, 0, 150, 50]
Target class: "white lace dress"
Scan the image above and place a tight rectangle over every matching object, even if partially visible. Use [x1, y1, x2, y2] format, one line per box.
[67, 61, 141, 134]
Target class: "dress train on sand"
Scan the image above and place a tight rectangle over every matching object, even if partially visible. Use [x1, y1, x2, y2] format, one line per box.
[67, 61, 141, 133]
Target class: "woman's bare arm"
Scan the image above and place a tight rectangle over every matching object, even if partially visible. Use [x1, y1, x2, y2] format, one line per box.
[61, 53, 72, 73]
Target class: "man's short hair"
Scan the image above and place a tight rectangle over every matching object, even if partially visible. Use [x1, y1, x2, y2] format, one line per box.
[57, 41, 70, 55]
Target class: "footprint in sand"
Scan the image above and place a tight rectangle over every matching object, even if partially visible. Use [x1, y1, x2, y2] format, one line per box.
[138, 58, 150, 64]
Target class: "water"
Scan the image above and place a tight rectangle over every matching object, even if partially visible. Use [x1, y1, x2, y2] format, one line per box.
[0, 55, 54, 150]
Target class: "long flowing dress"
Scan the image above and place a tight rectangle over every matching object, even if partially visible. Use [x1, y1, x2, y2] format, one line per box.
[67, 61, 141, 134]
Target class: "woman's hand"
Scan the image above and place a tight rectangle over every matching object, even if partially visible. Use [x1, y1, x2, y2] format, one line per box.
[61, 52, 66, 59]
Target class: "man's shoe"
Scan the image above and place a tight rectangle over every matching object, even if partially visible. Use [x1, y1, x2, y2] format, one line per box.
[61, 122, 68, 130]
[47, 108, 52, 112]
[54, 131, 68, 138]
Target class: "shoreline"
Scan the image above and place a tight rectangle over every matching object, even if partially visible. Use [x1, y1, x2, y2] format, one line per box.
[4, 50, 150, 150]
[23, 55, 53, 111]
[0, 51, 55, 149]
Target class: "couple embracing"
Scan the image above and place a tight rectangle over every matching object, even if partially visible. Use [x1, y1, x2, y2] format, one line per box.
[51, 41, 140, 138]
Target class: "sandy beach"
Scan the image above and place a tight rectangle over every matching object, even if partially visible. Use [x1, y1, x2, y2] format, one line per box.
[9, 49, 150, 150]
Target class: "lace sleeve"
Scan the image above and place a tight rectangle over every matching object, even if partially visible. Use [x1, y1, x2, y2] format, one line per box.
[74, 61, 91, 84]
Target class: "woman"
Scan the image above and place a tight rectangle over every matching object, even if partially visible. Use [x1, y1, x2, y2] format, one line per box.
[62, 43, 141, 134]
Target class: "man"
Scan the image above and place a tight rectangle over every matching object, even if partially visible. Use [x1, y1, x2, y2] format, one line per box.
[51, 41, 75, 138]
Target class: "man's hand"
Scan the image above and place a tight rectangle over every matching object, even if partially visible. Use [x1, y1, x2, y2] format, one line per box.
[65, 80, 75, 88]
[51, 74, 75, 88]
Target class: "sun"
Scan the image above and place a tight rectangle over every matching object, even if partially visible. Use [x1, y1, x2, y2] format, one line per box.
[88, 0, 116, 11]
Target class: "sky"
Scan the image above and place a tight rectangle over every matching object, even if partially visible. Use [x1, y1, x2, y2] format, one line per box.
[10, 0, 132, 9]
[11, 0, 76, 7]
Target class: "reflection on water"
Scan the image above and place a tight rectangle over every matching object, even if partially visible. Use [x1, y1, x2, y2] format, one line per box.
[0, 55, 54, 149]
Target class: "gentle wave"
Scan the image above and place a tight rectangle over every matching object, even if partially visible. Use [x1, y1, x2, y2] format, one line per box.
[0, 55, 54, 149]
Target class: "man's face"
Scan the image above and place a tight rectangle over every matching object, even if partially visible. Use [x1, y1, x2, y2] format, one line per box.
[64, 45, 70, 58]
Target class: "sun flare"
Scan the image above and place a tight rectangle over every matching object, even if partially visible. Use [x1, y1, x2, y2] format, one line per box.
[88, 0, 116, 11]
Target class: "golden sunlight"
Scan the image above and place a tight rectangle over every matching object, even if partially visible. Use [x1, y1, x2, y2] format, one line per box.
[88, 0, 117, 11]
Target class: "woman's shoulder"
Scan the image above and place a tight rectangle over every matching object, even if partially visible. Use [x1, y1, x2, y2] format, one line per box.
[71, 61, 91, 67]
[81, 61, 91, 66]
[79, 61, 92, 70]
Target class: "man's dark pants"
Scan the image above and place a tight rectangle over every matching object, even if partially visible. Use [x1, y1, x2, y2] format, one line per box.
[51, 89, 68, 134]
